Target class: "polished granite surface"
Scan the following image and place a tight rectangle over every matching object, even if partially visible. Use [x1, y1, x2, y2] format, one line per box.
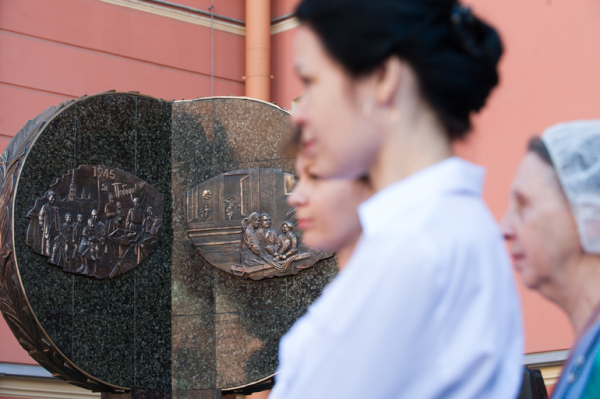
[15, 93, 173, 389]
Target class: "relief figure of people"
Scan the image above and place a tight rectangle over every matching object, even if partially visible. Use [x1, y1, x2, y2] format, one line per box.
[91, 209, 107, 256]
[256, 213, 280, 256]
[126, 197, 144, 237]
[116, 202, 124, 229]
[71, 214, 84, 270]
[241, 212, 262, 262]
[275, 221, 298, 261]
[139, 206, 162, 260]
[104, 193, 118, 234]
[77, 218, 98, 275]
[60, 213, 75, 271]
[230, 212, 267, 277]
[232, 214, 311, 279]
[38, 191, 59, 263]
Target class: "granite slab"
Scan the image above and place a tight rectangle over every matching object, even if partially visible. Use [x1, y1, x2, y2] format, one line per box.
[171, 314, 216, 390]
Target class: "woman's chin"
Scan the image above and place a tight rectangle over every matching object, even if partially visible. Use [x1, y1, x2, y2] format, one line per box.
[302, 234, 332, 252]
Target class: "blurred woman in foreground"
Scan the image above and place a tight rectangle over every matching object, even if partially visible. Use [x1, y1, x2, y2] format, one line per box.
[502, 121, 600, 398]
[269, 0, 523, 398]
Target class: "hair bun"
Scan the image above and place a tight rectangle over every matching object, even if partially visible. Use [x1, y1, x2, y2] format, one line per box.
[450, 4, 502, 66]
[296, 0, 504, 139]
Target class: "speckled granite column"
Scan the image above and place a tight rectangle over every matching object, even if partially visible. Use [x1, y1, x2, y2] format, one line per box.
[14, 93, 173, 391]
[170, 98, 338, 395]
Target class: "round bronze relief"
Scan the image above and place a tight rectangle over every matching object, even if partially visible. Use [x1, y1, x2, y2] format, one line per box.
[26, 165, 164, 280]
[184, 168, 330, 280]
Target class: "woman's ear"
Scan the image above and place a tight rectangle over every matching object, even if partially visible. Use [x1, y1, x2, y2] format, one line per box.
[374, 57, 411, 107]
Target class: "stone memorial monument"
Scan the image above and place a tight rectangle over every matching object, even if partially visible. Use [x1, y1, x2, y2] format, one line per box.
[0, 92, 337, 398]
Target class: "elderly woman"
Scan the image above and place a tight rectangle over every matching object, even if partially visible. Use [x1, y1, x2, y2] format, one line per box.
[502, 120, 600, 398]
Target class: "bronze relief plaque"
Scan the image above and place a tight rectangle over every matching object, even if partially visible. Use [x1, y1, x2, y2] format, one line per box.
[184, 168, 330, 280]
[25, 165, 164, 279]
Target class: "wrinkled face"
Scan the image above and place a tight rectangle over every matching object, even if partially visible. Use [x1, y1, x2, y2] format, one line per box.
[288, 156, 372, 251]
[261, 215, 272, 228]
[292, 25, 382, 179]
[501, 153, 582, 294]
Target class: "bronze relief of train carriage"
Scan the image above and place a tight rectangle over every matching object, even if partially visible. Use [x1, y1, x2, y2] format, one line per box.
[184, 168, 331, 280]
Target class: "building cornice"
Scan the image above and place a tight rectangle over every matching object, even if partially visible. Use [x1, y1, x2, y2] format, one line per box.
[0, 376, 100, 399]
[523, 349, 568, 388]
[97, 0, 246, 36]
[523, 349, 568, 366]
[271, 17, 299, 35]
[96, 0, 299, 36]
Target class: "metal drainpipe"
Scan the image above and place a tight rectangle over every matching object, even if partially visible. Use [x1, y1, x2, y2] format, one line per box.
[245, 0, 271, 101]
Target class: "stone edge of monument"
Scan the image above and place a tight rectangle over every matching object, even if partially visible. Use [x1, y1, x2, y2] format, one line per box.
[0, 91, 172, 394]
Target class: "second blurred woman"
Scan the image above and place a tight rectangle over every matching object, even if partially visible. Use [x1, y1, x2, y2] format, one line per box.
[288, 155, 372, 268]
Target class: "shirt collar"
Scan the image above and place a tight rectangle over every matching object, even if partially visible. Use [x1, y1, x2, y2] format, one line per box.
[358, 157, 485, 236]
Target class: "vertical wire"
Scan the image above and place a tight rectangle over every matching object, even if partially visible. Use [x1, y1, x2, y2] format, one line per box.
[72, 103, 76, 359]
[210, 0, 214, 97]
[134, 97, 138, 176]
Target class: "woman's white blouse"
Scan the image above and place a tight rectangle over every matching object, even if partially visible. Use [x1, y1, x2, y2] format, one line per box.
[270, 157, 523, 399]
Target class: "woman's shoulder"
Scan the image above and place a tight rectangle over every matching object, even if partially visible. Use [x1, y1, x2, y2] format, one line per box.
[359, 194, 501, 261]
[427, 194, 501, 242]
[555, 319, 600, 398]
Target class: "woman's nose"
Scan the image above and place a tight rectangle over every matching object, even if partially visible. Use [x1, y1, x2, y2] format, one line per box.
[290, 111, 303, 129]
[500, 213, 515, 241]
[290, 96, 308, 128]
[287, 183, 307, 207]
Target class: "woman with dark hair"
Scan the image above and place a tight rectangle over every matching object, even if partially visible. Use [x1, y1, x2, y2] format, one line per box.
[269, 0, 523, 398]
[503, 121, 600, 398]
